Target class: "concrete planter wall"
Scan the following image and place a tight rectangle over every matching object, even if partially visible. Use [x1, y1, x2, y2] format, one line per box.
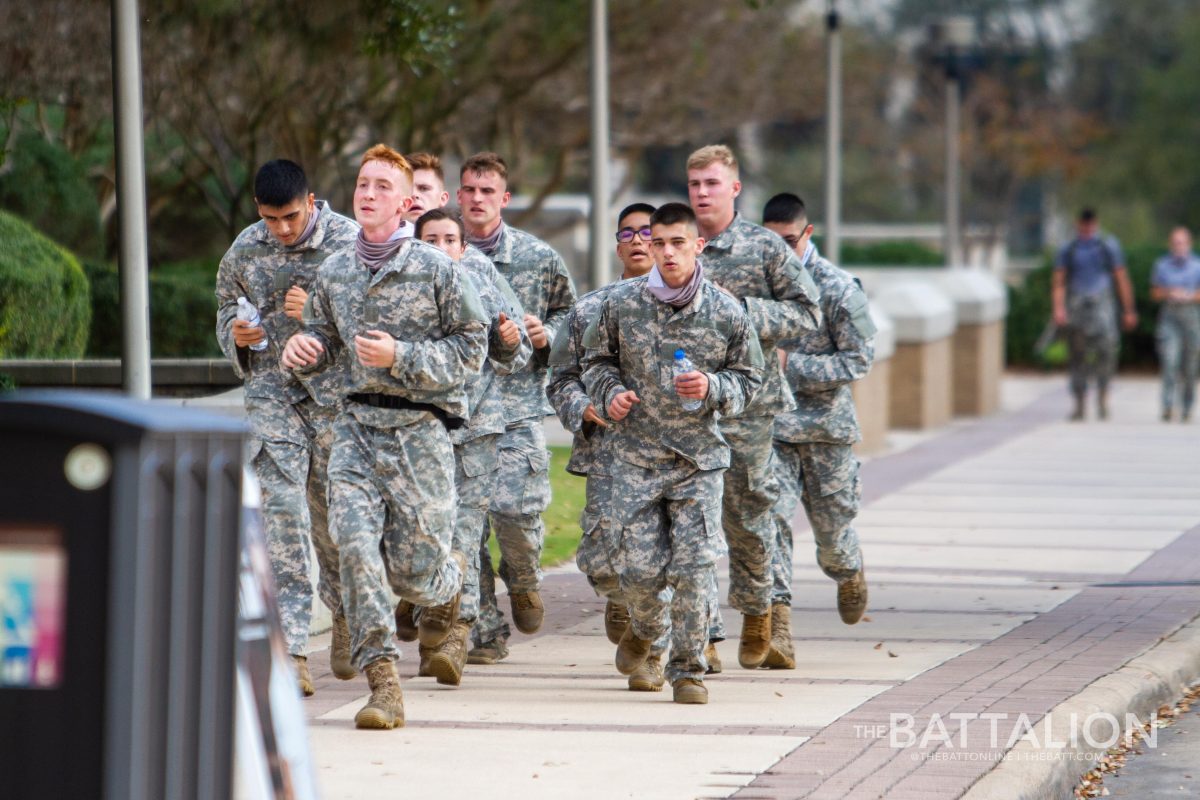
[853, 303, 894, 454]
[870, 281, 957, 430]
[932, 271, 1008, 417]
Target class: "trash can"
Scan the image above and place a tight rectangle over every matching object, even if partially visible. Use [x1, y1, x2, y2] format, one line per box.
[0, 391, 244, 800]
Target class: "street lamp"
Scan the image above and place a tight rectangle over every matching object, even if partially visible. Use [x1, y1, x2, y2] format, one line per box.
[824, 0, 842, 266]
[588, 0, 611, 291]
[928, 16, 974, 268]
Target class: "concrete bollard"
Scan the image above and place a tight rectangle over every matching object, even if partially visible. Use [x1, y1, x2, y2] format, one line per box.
[853, 303, 894, 454]
[933, 270, 1008, 417]
[872, 281, 957, 429]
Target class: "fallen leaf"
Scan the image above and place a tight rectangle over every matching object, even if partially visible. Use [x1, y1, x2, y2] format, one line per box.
[775, 691, 783, 697]
[862, 615, 873, 623]
[873, 642, 883, 650]
[888, 650, 899, 658]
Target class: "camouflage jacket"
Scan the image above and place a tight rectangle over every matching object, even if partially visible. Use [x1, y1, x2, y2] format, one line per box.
[581, 275, 764, 471]
[295, 237, 488, 428]
[485, 224, 578, 423]
[774, 246, 876, 445]
[453, 246, 532, 445]
[547, 282, 623, 477]
[215, 200, 358, 404]
[699, 213, 822, 417]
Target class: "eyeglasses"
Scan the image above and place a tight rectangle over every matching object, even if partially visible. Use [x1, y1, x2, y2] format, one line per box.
[615, 226, 653, 243]
[781, 225, 815, 249]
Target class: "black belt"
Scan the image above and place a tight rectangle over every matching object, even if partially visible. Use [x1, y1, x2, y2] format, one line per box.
[347, 393, 465, 431]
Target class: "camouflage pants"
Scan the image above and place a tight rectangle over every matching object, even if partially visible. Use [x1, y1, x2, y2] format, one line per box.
[1157, 305, 1200, 414]
[771, 441, 863, 604]
[245, 395, 341, 656]
[717, 414, 779, 616]
[449, 434, 500, 623]
[1066, 291, 1119, 396]
[328, 413, 463, 670]
[475, 419, 551, 645]
[610, 457, 726, 685]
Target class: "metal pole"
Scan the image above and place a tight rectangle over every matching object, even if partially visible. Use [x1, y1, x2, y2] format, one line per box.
[945, 72, 962, 267]
[588, 0, 611, 290]
[824, 2, 842, 265]
[112, 0, 152, 398]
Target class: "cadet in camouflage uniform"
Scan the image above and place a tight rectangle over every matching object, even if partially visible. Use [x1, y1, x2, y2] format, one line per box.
[457, 152, 577, 660]
[547, 202, 671, 691]
[282, 145, 487, 730]
[399, 206, 532, 686]
[215, 159, 359, 697]
[1150, 227, 1200, 422]
[1052, 208, 1139, 421]
[761, 193, 874, 670]
[581, 202, 764, 704]
[686, 145, 822, 669]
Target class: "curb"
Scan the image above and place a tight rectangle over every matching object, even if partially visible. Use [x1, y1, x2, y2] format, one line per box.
[962, 612, 1200, 800]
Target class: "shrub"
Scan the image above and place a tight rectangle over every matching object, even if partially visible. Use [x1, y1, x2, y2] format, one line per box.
[85, 258, 222, 358]
[0, 211, 91, 358]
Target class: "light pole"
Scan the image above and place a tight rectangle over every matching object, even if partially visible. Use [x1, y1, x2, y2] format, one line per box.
[824, 0, 842, 265]
[588, 0, 611, 291]
[931, 16, 974, 268]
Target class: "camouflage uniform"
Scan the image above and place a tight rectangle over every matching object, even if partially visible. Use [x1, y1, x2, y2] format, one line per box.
[698, 214, 822, 638]
[215, 200, 358, 656]
[474, 225, 577, 646]
[771, 246, 874, 604]
[1151, 252, 1200, 417]
[1056, 235, 1124, 398]
[581, 275, 764, 684]
[295, 237, 488, 670]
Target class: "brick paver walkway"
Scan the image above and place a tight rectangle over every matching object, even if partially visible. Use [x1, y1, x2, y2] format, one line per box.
[299, 376, 1200, 799]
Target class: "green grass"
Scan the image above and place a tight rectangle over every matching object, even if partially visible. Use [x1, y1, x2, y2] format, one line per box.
[487, 445, 586, 569]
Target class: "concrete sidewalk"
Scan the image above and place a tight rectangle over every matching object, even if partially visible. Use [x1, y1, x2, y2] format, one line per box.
[296, 375, 1200, 799]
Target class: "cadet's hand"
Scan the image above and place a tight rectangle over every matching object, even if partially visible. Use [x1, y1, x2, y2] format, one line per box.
[608, 390, 640, 421]
[777, 348, 787, 371]
[497, 312, 521, 347]
[582, 404, 609, 428]
[1052, 306, 1068, 328]
[355, 330, 396, 368]
[284, 286, 309, 320]
[233, 318, 266, 349]
[674, 371, 709, 400]
[1121, 308, 1139, 331]
[282, 334, 323, 368]
[524, 313, 548, 349]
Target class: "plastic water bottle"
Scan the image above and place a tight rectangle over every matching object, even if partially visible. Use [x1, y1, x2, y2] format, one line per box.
[236, 297, 268, 351]
[673, 349, 702, 411]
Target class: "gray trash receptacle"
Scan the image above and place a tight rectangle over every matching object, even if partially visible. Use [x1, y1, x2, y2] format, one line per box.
[0, 391, 244, 800]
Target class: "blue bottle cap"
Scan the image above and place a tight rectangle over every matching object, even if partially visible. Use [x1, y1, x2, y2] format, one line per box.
[674, 349, 686, 360]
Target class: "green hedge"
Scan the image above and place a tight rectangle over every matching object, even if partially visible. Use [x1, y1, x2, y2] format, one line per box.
[0, 211, 91, 358]
[85, 258, 221, 358]
[1006, 243, 1162, 369]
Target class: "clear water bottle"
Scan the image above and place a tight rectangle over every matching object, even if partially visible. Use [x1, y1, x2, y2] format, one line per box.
[236, 297, 269, 351]
[673, 349, 702, 411]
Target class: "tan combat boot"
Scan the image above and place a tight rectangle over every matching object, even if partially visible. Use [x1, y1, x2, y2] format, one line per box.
[837, 569, 868, 625]
[467, 637, 509, 665]
[738, 612, 772, 669]
[672, 678, 708, 705]
[293, 654, 314, 697]
[510, 590, 545, 634]
[604, 600, 630, 645]
[426, 620, 471, 686]
[1097, 388, 1109, 420]
[628, 653, 665, 692]
[330, 612, 356, 680]
[763, 604, 796, 670]
[394, 600, 419, 642]
[615, 626, 653, 675]
[418, 552, 466, 648]
[354, 659, 404, 729]
[704, 641, 722, 674]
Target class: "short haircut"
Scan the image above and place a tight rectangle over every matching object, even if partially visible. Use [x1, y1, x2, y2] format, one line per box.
[461, 151, 508, 183]
[1079, 208, 1097, 223]
[763, 193, 808, 225]
[360, 143, 413, 182]
[406, 152, 445, 183]
[254, 159, 309, 207]
[686, 144, 739, 177]
[414, 208, 465, 241]
[617, 202, 657, 229]
[650, 202, 698, 231]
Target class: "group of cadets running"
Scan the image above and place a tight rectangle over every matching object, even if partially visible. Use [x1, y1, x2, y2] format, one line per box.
[216, 143, 874, 728]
